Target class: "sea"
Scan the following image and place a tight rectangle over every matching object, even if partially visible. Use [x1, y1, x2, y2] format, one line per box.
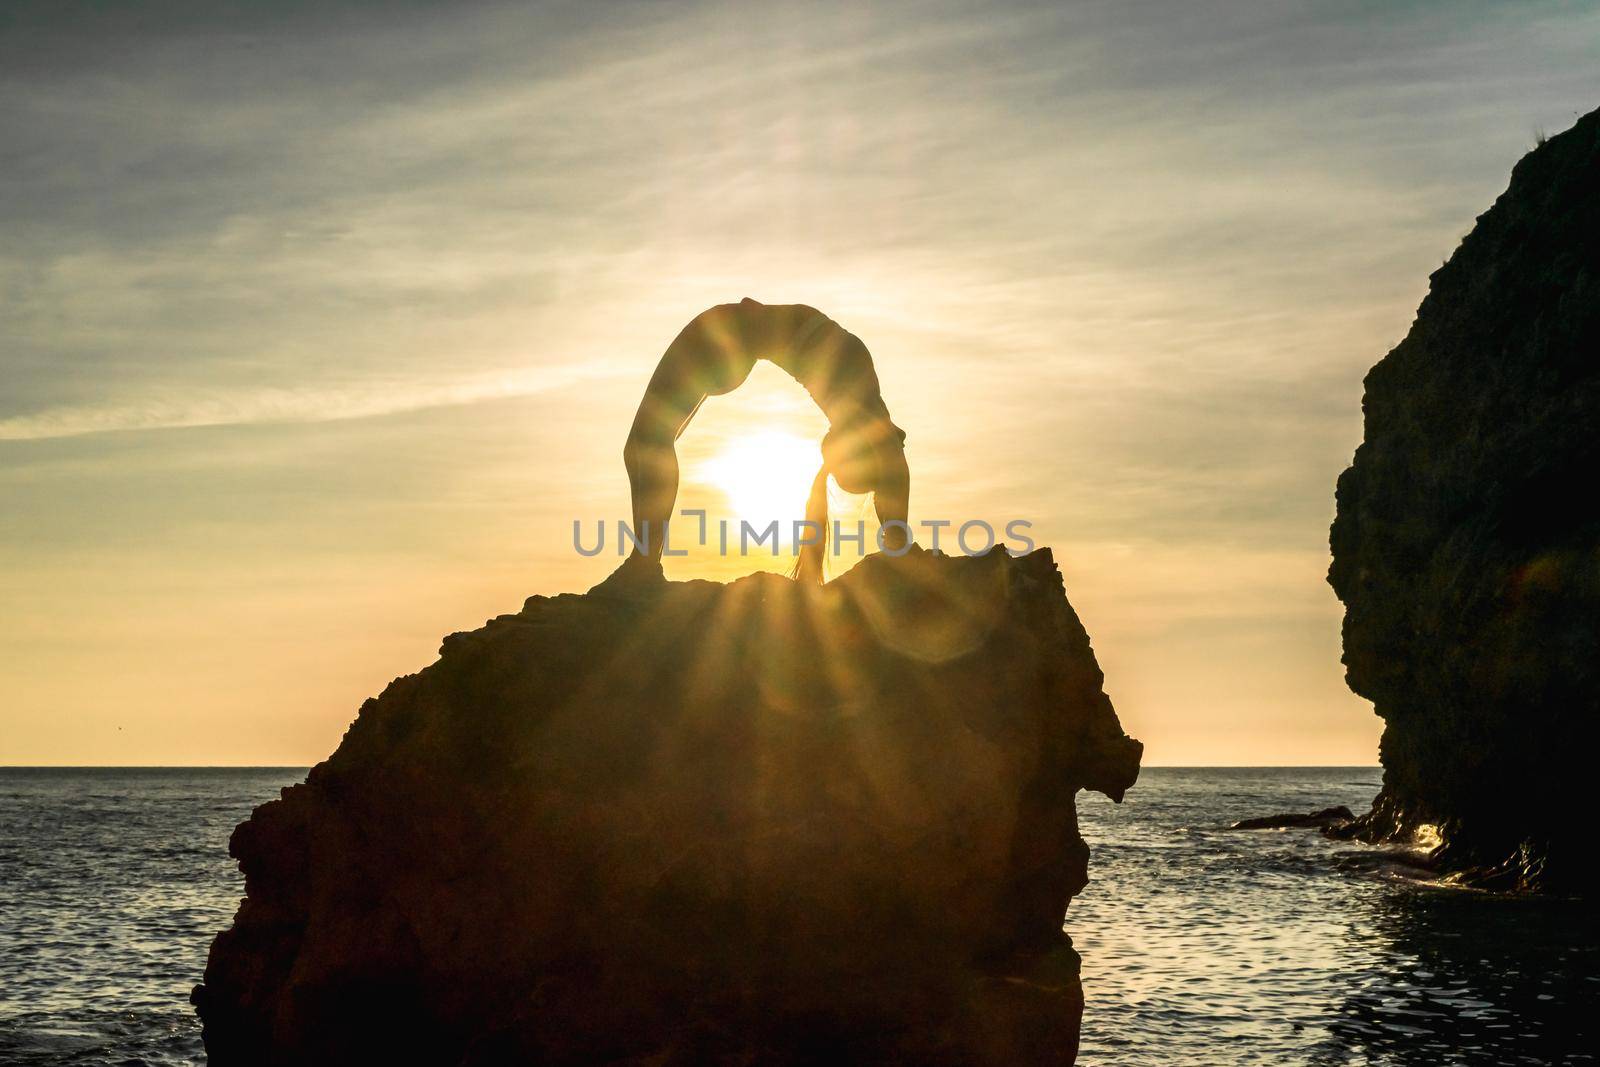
[0, 767, 1594, 1066]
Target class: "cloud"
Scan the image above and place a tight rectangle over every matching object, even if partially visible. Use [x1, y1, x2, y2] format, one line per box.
[5, 0, 1594, 418]
[0, 363, 621, 441]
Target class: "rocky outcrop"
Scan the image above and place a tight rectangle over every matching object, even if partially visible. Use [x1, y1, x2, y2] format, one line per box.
[193, 546, 1141, 1064]
[1228, 806, 1353, 831]
[1328, 108, 1600, 893]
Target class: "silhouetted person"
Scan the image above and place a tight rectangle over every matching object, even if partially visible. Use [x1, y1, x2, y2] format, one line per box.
[610, 298, 909, 587]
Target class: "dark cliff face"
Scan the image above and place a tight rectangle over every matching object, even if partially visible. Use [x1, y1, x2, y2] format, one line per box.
[193, 546, 1141, 1065]
[1329, 108, 1600, 893]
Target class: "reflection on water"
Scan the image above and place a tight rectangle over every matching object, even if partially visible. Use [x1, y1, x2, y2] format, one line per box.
[0, 767, 1594, 1065]
[0, 768, 301, 1067]
[1315, 884, 1597, 1066]
[1074, 768, 1598, 1066]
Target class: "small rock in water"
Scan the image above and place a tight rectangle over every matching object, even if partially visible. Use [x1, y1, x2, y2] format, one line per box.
[1228, 805, 1355, 830]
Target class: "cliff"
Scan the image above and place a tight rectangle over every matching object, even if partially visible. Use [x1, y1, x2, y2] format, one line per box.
[193, 546, 1141, 1064]
[1328, 108, 1600, 893]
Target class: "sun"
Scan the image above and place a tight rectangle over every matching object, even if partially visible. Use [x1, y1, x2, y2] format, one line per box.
[703, 431, 823, 526]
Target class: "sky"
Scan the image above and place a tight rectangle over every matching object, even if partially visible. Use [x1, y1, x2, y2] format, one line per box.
[2, 0, 1596, 765]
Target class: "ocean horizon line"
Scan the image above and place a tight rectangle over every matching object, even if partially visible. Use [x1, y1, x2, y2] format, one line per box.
[0, 763, 1384, 771]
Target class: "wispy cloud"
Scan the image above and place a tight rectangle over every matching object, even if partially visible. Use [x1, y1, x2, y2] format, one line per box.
[0, 364, 621, 441]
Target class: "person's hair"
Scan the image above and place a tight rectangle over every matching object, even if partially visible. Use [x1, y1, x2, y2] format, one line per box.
[793, 417, 906, 584]
[793, 461, 830, 585]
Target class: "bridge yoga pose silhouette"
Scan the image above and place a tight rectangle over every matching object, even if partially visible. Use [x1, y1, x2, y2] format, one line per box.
[609, 298, 909, 587]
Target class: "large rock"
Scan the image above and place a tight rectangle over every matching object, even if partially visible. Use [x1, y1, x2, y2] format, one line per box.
[193, 546, 1141, 1064]
[1328, 108, 1600, 893]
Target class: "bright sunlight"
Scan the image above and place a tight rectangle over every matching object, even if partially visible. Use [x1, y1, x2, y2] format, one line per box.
[703, 431, 821, 524]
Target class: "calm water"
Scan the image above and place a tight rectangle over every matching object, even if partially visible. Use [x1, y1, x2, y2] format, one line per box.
[0, 767, 1594, 1065]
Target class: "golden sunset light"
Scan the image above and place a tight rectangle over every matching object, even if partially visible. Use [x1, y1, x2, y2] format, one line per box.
[702, 430, 821, 528]
[2, 4, 1597, 1063]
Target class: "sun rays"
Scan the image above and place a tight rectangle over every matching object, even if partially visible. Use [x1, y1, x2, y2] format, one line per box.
[702, 430, 820, 527]
[666, 363, 879, 579]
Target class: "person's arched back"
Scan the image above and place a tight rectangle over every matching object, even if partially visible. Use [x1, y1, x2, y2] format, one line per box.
[617, 299, 910, 586]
